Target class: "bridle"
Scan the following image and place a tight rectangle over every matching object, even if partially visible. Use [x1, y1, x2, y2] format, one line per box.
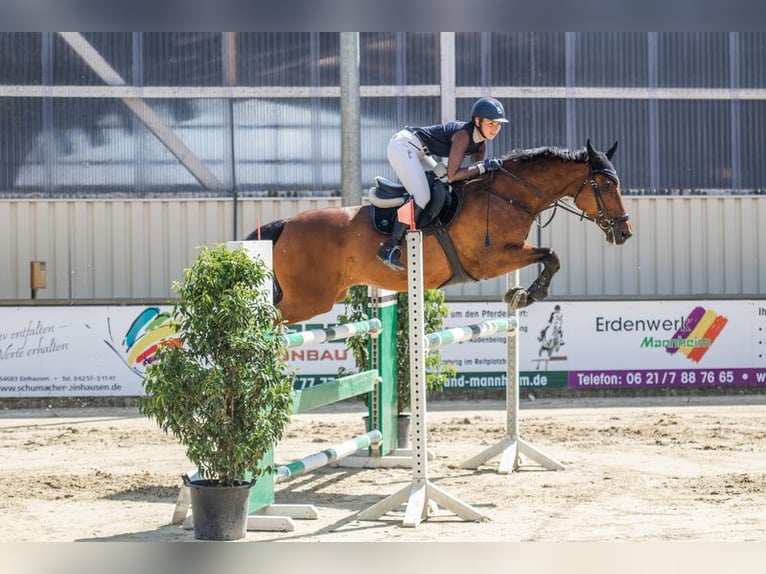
[471, 160, 629, 234]
[573, 165, 630, 232]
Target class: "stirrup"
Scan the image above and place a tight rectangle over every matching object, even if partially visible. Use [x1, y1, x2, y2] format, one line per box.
[377, 245, 404, 271]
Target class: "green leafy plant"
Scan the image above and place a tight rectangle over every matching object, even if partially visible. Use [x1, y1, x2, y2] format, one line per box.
[138, 244, 295, 486]
[338, 285, 455, 413]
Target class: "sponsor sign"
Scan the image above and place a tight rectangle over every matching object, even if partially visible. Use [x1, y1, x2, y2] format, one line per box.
[1, 300, 764, 397]
[441, 300, 766, 391]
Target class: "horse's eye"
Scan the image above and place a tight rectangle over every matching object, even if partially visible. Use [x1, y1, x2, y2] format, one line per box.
[601, 181, 614, 191]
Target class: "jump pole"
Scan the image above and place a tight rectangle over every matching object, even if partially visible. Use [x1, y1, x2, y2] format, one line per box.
[274, 430, 382, 482]
[336, 286, 424, 469]
[459, 271, 564, 473]
[245, 431, 384, 531]
[358, 229, 485, 528]
[282, 319, 382, 347]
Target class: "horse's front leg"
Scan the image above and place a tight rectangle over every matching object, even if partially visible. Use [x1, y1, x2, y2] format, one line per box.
[503, 247, 560, 310]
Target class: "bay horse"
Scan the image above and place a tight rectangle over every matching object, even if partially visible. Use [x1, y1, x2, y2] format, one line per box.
[247, 140, 633, 325]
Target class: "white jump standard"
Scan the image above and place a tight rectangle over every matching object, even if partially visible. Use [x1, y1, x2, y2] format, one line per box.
[358, 229, 505, 528]
[460, 271, 564, 473]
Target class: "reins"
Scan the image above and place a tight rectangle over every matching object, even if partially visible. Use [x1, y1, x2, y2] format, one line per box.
[468, 162, 625, 230]
[465, 167, 586, 242]
[467, 169, 568, 247]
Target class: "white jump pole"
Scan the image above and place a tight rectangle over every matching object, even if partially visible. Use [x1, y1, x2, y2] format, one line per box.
[281, 319, 382, 348]
[274, 431, 382, 482]
[460, 270, 564, 473]
[358, 229, 485, 528]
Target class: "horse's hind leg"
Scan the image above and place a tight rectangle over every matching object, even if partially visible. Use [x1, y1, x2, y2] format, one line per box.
[503, 247, 560, 310]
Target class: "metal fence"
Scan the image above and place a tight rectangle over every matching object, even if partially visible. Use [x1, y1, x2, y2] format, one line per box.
[2, 32, 766, 196]
[2, 195, 766, 301]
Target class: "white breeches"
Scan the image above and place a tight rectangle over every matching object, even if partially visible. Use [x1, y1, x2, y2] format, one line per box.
[386, 129, 434, 209]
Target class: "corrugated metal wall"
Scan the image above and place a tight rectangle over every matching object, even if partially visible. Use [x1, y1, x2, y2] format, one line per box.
[2, 196, 764, 301]
[0, 198, 337, 300]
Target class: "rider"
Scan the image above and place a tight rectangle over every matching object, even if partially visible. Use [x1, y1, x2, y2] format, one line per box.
[538, 304, 564, 343]
[376, 97, 509, 271]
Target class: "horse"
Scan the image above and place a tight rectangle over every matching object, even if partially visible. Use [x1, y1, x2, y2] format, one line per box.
[538, 305, 564, 358]
[247, 140, 633, 325]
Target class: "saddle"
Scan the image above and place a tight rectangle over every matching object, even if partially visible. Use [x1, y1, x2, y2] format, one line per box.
[367, 173, 476, 286]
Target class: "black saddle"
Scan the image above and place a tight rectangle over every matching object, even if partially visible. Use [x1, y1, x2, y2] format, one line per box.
[367, 173, 475, 286]
[368, 172, 462, 234]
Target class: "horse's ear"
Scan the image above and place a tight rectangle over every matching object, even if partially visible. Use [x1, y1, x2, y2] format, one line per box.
[606, 141, 618, 160]
[586, 139, 595, 158]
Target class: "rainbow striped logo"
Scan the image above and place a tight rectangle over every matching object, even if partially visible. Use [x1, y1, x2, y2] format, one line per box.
[103, 307, 179, 377]
[122, 307, 180, 370]
[666, 306, 728, 364]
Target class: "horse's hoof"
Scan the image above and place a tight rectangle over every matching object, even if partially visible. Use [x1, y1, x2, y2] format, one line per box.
[503, 288, 528, 310]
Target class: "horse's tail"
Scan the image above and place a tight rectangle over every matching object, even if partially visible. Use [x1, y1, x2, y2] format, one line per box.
[245, 219, 285, 244]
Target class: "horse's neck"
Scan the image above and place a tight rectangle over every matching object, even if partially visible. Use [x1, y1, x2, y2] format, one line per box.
[504, 160, 587, 213]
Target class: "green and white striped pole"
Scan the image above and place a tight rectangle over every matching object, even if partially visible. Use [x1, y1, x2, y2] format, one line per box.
[281, 319, 382, 348]
[275, 430, 383, 482]
[424, 317, 517, 350]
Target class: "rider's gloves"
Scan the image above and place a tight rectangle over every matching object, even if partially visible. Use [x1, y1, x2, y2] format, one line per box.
[475, 158, 502, 175]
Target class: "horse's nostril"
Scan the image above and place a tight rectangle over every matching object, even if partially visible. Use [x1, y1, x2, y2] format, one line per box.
[616, 227, 633, 244]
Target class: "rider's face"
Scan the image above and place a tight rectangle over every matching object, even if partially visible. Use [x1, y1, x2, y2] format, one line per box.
[478, 118, 503, 140]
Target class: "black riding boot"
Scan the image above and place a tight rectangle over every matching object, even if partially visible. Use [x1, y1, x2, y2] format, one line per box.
[377, 205, 424, 271]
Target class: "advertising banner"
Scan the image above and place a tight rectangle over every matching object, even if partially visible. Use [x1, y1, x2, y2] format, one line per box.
[1, 300, 765, 398]
[441, 300, 766, 392]
[0, 306, 170, 397]
[0, 305, 360, 398]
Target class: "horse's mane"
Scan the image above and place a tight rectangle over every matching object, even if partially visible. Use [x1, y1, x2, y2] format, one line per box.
[501, 146, 587, 164]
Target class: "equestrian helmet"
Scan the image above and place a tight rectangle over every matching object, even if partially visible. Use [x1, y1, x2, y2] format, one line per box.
[470, 97, 509, 123]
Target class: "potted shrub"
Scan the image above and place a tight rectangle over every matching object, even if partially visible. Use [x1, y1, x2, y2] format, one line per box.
[138, 244, 294, 541]
[338, 285, 456, 446]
